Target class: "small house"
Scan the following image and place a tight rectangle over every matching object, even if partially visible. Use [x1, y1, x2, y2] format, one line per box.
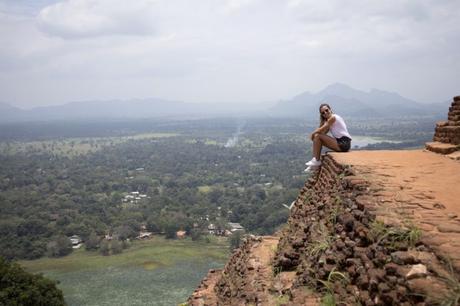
[137, 231, 153, 239]
[69, 235, 83, 248]
[208, 223, 216, 235]
[176, 230, 187, 239]
[228, 222, 244, 233]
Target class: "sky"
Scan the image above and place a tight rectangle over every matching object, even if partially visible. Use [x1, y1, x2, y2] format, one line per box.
[0, 0, 459, 108]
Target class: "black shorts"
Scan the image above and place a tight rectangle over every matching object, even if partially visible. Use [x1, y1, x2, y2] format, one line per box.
[336, 136, 351, 152]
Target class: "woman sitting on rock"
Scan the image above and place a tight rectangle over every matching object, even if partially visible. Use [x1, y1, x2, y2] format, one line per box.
[305, 103, 352, 172]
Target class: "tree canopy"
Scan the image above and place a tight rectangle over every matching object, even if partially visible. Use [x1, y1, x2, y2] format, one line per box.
[0, 257, 65, 306]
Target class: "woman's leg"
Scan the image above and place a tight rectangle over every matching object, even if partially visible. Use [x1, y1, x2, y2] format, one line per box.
[313, 134, 341, 159]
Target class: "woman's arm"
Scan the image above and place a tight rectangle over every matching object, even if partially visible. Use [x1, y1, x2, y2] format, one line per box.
[310, 115, 336, 140]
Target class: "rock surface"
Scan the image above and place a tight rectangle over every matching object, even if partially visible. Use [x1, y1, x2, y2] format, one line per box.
[427, 96, 460, 153]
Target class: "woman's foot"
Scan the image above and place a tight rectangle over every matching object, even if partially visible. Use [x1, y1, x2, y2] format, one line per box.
[304, 165, 320, 173]
[305, 157, 321, 167]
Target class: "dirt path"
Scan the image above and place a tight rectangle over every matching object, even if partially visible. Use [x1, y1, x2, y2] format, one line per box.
[244, 236, 321, 306]
[243, 236, 280, 306]
[331, 150, 460, 270]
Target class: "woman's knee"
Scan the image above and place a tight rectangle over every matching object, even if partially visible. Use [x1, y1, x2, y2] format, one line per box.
[317, 134, 329, 143]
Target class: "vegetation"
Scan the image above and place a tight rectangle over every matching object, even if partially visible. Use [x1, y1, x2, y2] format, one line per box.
[229, 231, 243, 250]
[0, 118, 307, 260]
[0, 116, 433, 260]
[19, 237, 228, 306]
[0, 257, 65, 306]
[0, 115, 437, 305]
[275, 294, 290, 306]
[369, 220, 422, 249]
[437, 260, 460, 306]
[319, 268, 349, 306]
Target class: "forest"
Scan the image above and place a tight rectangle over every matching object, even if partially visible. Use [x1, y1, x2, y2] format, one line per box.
[0, 116, 436, 260]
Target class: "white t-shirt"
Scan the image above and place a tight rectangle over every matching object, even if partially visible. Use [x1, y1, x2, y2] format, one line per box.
[330, 114, 352, 139]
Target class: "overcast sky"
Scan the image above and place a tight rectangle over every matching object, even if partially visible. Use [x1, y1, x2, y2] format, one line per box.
[0, 0, 459, 108]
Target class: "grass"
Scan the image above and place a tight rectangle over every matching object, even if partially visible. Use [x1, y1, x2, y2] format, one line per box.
[273, 265, 283, 276]
[308, 239, 332, 257]
[321, 293, 336, 306]
[19, 236, 229, 306]
[318, 268, 349, 306]
[275, 294, 290, 306]
[20, 236, 228, 273]
[436, 260, 460, 306]
[441, 279, 460, 306]
[308, 223, 334, 257]
[328, 203, 343, 226]
[369, 220, 422, 248]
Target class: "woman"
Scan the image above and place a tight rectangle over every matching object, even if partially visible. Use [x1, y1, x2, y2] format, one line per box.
[305, 103, 352, 171]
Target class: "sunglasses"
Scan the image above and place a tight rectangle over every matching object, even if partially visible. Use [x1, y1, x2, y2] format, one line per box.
[321, 109, 330, 115]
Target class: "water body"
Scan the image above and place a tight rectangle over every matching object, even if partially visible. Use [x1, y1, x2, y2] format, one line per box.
[45, 260, 223, 306]
[351, 136, 402, 149]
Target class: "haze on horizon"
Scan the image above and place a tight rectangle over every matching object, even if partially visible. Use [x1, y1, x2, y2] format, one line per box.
[0, 0, 459, 109]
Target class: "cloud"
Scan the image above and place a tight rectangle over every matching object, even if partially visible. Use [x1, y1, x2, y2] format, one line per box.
[0, 0, 459, 107]
[37, 0, 158, 38]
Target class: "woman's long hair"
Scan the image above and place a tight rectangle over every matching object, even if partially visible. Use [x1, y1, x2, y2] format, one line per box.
[318, 103, 332, 127]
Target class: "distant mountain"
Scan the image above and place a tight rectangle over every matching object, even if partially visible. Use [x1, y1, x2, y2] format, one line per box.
[0, 84, 449, 123]
[270, 83, 448, 118]
[0, 102, 25, 117]
[30, 98, 195, 120]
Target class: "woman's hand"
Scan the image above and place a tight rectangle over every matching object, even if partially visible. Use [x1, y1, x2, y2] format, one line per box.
[310, 133, 316, 141]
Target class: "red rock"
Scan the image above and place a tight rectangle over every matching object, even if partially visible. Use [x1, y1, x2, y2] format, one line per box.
[391, 251, 420, 265]
[425, 142, 458, 154]
[405, 264, 427, 280]
[384, 263, 399, 275]
[437, 223, 460, 233]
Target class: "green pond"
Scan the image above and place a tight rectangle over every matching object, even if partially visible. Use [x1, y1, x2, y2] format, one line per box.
[21, 237, 229, 306]
[47, 260, 223, 306]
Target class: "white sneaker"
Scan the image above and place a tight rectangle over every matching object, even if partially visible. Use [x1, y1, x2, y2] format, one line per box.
[304, 166, 318, 173]
[305, 158, 321, 167]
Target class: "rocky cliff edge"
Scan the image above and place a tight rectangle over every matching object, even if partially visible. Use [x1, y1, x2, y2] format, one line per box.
[188, 98, 460, 306]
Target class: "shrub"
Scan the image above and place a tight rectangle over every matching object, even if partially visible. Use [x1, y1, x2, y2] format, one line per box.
[0, 257, 65, 306]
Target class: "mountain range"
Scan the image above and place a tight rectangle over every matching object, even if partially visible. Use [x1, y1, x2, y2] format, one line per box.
[0, 83, 448, 122]
[270, 83, 448, 118]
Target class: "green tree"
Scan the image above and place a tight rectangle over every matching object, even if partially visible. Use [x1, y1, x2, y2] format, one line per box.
[113, 225, 136, 241]
[100, 239, 110, 256]
[230, 231, 242, 250]
[85, 232, 100, 251]
[164, 222, 179, 239]
[0, 257, 65, 306]
[111, 239, 122, 255]
[46, 236, 72, 257]
[146, 216, 160, 233]
[121, 239, 130, 249]
[190, 228, 202, 241]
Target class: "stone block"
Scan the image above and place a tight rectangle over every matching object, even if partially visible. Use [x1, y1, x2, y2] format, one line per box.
[437, 125, 460, 132]
[448, 151, 460, 160]
[405, 264, 427, 280]
[425, 142, 458, 154]
[436, 121, 448, 127]
[448, 120, 460, 126]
